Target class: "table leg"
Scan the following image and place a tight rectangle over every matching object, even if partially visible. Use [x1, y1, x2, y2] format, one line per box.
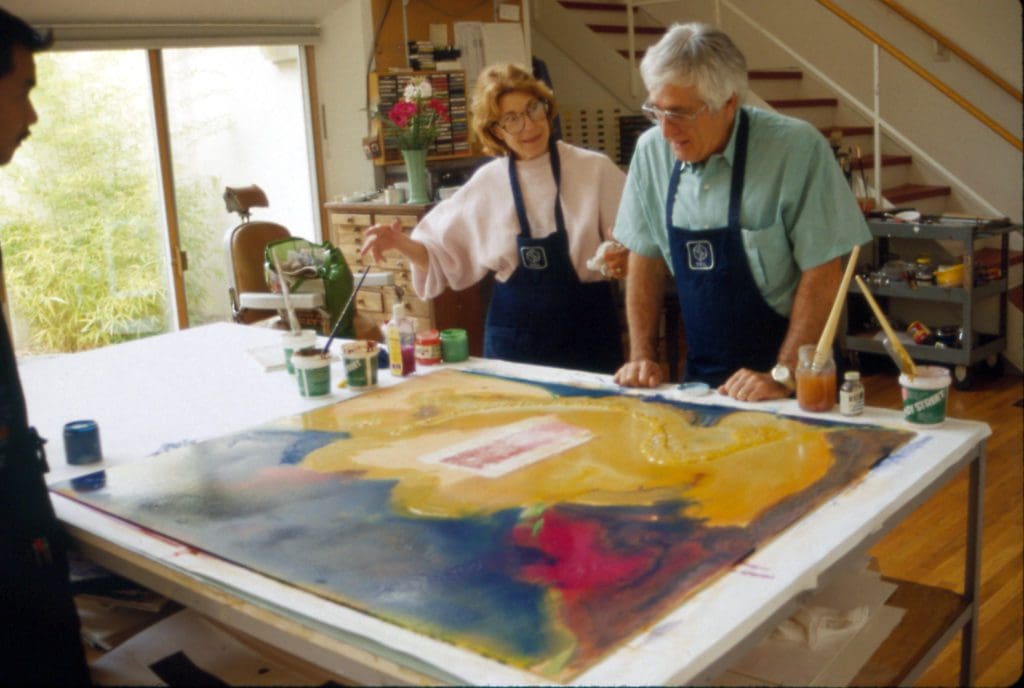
[960, 446, 985, 686]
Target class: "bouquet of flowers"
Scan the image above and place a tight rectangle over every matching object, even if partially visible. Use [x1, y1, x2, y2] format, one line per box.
[380, 77, 449, 151]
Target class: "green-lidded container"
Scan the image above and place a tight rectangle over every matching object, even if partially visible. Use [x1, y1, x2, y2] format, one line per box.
[899, 366, 951, 425]
[292, 347, 332, 397]
[282, 329, 317, 374]
[342, 341, 379, 390]
[440, 328, 469, 362]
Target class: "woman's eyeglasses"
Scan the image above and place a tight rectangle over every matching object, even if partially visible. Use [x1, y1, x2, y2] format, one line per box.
[640, 102, 708, 126]
[494, 99, 549, 135]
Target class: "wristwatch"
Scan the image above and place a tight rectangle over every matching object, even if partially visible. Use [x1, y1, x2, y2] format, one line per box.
[770, 362, 796, 392]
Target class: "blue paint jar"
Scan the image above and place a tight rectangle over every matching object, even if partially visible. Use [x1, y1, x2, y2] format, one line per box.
[64, 420, 102, 465]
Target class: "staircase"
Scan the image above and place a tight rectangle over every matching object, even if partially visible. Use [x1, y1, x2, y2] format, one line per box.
[554, 0, 954, 213]
[544, 0, 1021, 373]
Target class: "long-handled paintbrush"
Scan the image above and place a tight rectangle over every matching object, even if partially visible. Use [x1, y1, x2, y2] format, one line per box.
[812, 245, 860, 370]
[322, 265, 372, 356]
[271, 252, 300, 335]
[854, 275, 918, 379]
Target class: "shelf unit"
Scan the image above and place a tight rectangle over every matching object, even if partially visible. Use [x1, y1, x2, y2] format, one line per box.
[324, 201, 487, 355]
[843, 218, 1019, 387]
[368, 71, 470, 166]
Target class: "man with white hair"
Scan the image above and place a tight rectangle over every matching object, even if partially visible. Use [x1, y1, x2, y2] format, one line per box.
[613, 23, 869, 401]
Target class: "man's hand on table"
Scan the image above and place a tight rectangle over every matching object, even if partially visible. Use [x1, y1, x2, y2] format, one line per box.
[614, 358, 665, 388]
[718, 368, 791, 402]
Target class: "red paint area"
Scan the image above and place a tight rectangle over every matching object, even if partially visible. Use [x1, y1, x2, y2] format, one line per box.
[514, 510, 654, 592]
[512, 505, 753, 659]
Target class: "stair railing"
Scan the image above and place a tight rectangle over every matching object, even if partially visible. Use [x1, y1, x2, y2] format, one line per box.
[625, 0, 674, 97]
[715, 0, 1010, 216]
[816, 0, 1021, 153]
[876, 0, 1022, 104]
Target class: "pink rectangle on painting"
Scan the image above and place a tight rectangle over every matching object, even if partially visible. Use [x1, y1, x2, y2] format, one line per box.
[417, 415, 593, 478]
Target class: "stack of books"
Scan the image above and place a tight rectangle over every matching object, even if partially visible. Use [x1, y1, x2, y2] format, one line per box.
[449, 71, 469, 155]
[408, 41, 436, 71]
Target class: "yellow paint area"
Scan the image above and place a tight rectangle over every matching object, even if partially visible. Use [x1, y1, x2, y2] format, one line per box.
[292, 371, 835, 528]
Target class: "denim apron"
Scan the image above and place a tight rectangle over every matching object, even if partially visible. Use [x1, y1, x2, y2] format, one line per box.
[484, 142, 623, 374]
[667, 111, 788, 385]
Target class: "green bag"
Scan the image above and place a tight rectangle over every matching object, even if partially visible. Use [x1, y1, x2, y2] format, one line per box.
[264, 238, 355, 338]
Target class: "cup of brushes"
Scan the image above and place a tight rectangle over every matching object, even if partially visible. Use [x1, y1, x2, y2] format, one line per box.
[796, 246, 860, 412]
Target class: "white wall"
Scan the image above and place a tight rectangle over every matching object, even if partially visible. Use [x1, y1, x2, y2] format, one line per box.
[313, 1, 379, 202]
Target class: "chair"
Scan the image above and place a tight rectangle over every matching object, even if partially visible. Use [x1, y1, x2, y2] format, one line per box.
[223, 185, 327, 329]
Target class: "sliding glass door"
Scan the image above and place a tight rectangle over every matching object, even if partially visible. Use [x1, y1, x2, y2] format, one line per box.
[163, 44, 317, 327]
[0, 44, 318, 354]
[0, 50, 171, 353]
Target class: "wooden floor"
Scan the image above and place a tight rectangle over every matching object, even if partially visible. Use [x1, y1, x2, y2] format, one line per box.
[864, 368, 1023, 687]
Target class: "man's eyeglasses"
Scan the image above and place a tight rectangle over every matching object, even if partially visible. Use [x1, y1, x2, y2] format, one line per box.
[494, 99, 549, 135]
[641, 102, 708, 126]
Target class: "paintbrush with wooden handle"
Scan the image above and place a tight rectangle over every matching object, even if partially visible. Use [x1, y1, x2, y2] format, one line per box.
[854, 275, 918, 379]
[813, 245, 861, 370]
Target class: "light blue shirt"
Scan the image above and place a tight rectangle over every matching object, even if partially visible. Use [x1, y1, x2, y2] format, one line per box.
[614, 106, 870, 316]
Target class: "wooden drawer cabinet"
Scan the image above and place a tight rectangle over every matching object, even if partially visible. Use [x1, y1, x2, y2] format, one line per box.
[324, 201, 487, 355]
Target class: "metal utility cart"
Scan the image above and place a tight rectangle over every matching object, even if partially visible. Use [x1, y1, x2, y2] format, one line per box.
[844, 216, 1019, 389]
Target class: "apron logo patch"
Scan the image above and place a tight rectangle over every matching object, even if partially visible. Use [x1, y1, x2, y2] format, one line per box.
[686, 240, 714, 270]
[520, 246, 548, 270]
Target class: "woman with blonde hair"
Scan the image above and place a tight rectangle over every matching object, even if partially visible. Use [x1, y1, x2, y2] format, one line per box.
[361, 63, 627, 373]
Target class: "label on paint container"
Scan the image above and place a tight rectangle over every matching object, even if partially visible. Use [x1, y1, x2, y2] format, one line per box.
[899, 366, 951, 425]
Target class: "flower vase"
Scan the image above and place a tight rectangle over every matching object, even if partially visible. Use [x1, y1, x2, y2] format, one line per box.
[401, 148, 430, 204]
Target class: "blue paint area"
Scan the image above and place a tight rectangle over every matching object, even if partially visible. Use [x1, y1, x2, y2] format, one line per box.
[60, 427, 556, 661]
[465, 370, 743, 427]
[69, 470, 106, 492]
[273, 429, 351, 465]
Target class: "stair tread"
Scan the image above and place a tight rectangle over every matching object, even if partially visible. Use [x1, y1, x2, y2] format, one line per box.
[860, 153, 913, 166]
[588, 24, 666, 34]
[976, 246, 1023, 267]
[767, 97, 838, 108]
[1009, 284, 1022, 311]
[560, 1, 634, 11]
[882, 183, 951, 202]
[749, 70, 802, 80]
[821, 125, 874, 136]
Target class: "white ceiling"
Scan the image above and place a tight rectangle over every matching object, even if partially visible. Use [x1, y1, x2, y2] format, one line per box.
[6, 0, 348, 24]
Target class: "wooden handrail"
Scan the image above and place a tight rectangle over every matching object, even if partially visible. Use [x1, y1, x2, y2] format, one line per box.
[877, 0, 1022, 103]
[816, 0, 1022, 153]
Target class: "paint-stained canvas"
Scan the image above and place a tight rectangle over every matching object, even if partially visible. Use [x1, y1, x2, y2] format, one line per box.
[54, 370, 913, 680]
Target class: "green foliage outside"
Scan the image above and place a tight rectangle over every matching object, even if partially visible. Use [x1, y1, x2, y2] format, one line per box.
[0, 51, 224, 354]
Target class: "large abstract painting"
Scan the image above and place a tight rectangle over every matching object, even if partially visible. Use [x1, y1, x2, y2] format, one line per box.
[54, 370, 914, 681]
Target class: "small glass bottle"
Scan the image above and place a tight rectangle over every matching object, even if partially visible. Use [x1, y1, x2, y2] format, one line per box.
[839, 371, 865, 416]
[386, 303, 416, 376]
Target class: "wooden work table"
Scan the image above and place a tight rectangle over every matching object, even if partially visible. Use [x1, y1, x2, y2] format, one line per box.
[20, 323, 988, 685]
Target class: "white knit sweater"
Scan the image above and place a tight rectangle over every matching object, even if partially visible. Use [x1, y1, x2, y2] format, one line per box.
[411, 140, 626, 300]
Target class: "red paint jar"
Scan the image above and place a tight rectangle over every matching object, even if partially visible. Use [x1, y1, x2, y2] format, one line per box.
[415, 329, 442, 365]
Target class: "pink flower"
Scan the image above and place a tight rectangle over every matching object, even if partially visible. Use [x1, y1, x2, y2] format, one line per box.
[427, 98, 449, 122]
[387, 100, 417, 129]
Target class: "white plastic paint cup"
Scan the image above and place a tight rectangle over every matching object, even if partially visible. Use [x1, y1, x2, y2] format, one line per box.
[899, 365, 952, 425]
[291, 347, 332, 397]
[342, 341, 379, 390]
[282, 329, 317, 374]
